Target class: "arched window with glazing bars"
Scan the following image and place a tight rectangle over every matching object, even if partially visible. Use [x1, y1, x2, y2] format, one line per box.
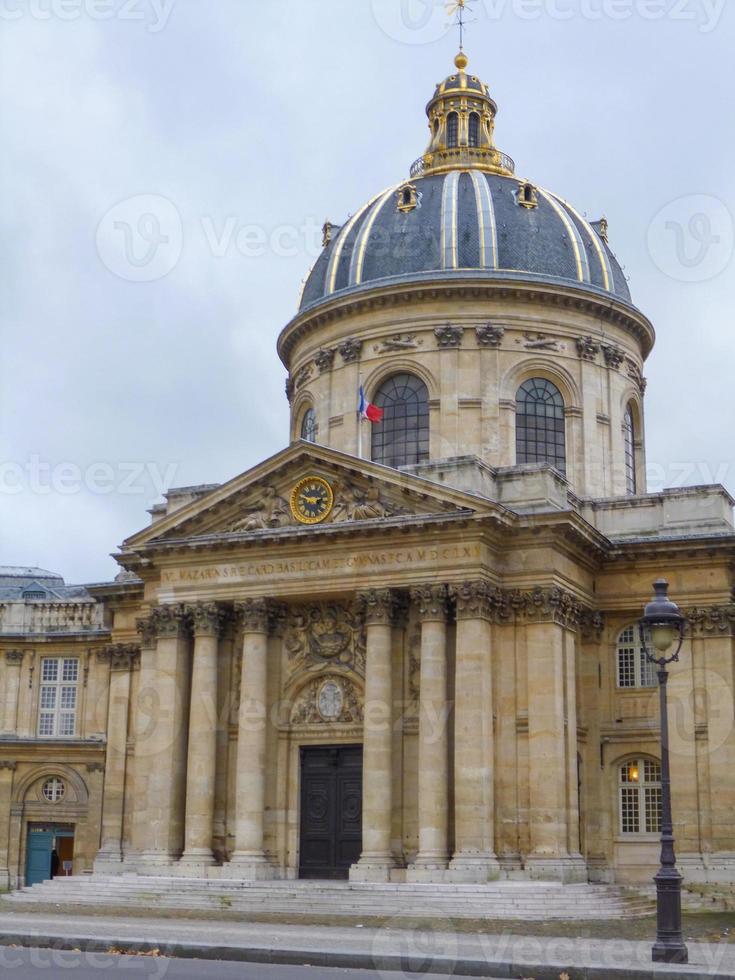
[371, 373, 430, 469]
[515, 378, 567, 475]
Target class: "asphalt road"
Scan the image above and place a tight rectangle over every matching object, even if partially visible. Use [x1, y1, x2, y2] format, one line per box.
[0, 947, 497, 979]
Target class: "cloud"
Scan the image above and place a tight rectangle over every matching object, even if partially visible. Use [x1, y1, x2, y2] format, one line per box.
[1, 0, 733, 582]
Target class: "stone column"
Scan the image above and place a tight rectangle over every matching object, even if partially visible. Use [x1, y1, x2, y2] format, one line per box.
[448, 581, 500, 881]
[135, 604, 192, 864]
[96, 644, 139, 866]
[0, 762, 16, 890]
[2, 652, 23, 733]
[228, 598, 276, 878]
[351, 589, 400, 882]
[407, 584, 450, 880]
[181, 603, 226, 866]
[521, 588, 586, 883]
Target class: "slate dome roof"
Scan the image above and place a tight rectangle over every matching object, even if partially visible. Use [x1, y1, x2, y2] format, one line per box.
[298, 51, 632, 315]
[299, 170, 631, 313]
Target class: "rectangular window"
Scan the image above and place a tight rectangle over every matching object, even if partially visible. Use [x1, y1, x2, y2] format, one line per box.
[38, 657, 80, 737]
[620, 787, 640, 834]
[617, 625, 657, 689]
[644, 787, 662, 833]
[617, 644, 636, 688]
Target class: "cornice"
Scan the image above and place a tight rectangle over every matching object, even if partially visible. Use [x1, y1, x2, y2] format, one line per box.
[278, 275, 655, 368]
[606, 532, 735, 565]
[117, 510, 504, 566]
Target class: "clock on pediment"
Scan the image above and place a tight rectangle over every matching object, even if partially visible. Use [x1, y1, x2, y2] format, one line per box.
[290, 476, 334, 525]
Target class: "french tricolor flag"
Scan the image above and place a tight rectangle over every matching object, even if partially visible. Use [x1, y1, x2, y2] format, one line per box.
[358, 386, 384, 423]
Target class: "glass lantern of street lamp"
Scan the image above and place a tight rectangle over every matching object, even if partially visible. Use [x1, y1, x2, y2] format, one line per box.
[639, 580, 686, 664]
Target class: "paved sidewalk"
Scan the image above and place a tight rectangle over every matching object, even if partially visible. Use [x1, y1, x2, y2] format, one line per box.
[0, 910, 733, 979]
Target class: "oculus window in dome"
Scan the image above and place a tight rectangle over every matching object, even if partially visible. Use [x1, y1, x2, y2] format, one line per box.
[299, 52, 632, 315]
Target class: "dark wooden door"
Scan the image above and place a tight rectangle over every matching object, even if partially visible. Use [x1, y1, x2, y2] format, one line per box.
[299, 745, 362, 879]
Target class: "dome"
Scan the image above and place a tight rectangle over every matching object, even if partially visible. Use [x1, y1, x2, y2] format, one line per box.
[299, 52, 631, 314]
[300, 171, 630, 312]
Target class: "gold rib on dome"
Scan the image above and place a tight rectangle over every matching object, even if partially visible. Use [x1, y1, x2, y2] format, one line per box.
[411, 52, 515, 179]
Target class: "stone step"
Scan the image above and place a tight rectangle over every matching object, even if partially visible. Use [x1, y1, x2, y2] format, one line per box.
[6, 875, 654, 920]
[10, 877, 633, 895]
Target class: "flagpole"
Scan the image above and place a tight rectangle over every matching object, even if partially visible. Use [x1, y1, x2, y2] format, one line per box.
[357, 373, 363, 460]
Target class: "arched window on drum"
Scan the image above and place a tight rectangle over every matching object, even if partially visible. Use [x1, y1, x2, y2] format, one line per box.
[624, 404, 637, 495]
[371, 373, 429, 469]
[515, 378, 567, 476]
[300, 407, 317, 444]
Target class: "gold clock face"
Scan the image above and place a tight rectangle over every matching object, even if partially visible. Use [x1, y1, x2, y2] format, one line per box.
[290, 476, 334, 525]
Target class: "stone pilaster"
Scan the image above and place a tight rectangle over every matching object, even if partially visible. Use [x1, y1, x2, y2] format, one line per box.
[227, 598, 277, 878]
[0, 762, 16, 890]
[134, 604, 191, 865]
[2, 651, 23, 734]
[407, 584, 450, 880]
[181, 603, 227, 866]
[513, 587, 586, 883]
[684, 606, 735, 880]
[448, 581, 500, 881]
[95, 644, 139, 867]
[351, 589, 402, 882]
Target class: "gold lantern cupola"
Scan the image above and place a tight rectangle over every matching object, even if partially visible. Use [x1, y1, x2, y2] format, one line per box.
[412, 51, 514, 179]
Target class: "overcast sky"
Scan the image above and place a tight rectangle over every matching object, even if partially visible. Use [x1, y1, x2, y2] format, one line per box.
[1, 0, 733, 585]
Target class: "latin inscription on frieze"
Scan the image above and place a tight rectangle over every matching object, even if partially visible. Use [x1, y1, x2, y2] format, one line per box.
[160, 543, 483, 587]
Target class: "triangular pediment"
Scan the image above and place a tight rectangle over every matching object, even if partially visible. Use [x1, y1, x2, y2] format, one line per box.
[124, 443, 499, 549]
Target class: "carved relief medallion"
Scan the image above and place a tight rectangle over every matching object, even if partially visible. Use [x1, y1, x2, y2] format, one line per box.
[317, 680, 344, 721]
[290, 675, 362, 726]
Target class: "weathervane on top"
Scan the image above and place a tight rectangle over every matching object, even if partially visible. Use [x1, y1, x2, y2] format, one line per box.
[446, 0, 477, 53]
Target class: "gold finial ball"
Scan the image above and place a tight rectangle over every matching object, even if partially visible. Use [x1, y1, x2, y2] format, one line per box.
[454, 51, 469, 71]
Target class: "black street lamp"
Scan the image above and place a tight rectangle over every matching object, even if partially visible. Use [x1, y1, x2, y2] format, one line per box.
[639, 579, 688, 965]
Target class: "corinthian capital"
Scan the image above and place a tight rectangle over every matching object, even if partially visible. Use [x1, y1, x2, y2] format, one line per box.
[410, 584, 449, 623]
[97, 644, 141, 671]
[510, 587, 583, 630]
[148, 604, 191, 639]
[449, 580, 501, 621]
[5, 650, 24, 665]
[358, 589, 403, 627]
[235, 598, 271, 634]
[188, 602, 228, 637]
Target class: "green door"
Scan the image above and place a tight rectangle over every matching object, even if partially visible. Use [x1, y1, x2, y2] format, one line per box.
[25, 827, 53, 886]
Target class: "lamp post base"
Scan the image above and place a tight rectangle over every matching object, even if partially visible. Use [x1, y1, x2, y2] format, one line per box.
[652, 867, 688, 964]
[652, 945, 689, 965]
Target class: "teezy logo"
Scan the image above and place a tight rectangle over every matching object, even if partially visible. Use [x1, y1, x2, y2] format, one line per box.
[96, 194, 183, 282]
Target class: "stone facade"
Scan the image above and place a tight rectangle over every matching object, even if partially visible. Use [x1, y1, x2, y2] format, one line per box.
[2, 52, 734, 892]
